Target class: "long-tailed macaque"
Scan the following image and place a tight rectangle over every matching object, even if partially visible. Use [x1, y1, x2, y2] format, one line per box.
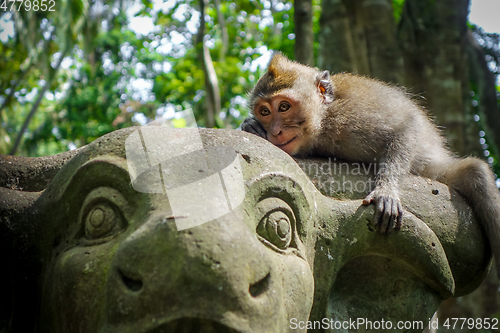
[242, 53, 500, 275]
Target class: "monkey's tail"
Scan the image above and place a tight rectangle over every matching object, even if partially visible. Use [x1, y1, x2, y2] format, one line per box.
[437, 157, 500, 277]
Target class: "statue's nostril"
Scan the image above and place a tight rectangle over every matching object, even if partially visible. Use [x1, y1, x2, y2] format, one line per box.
[249, 272, 271, 297]
[119, 270, 143, 292]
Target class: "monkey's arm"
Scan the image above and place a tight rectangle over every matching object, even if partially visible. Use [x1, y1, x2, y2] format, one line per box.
[362, 134, 414, 234]
[241, 117, 267, 139]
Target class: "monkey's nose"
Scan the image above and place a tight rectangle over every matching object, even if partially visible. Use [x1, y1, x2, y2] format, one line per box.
[270, 128, 282, 137]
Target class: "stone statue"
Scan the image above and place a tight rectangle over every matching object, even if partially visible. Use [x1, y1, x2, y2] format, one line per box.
[0, 127, 491, 332]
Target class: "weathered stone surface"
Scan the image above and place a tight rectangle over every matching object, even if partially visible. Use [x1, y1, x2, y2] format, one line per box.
[0, 128, 491, 332]
[298, 157, 490, 331]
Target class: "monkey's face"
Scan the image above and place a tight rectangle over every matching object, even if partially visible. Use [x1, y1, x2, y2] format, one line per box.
[253, 94, 307, 155]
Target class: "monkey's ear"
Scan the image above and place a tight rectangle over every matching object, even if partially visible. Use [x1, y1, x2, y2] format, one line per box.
[316, 71, 334, 103]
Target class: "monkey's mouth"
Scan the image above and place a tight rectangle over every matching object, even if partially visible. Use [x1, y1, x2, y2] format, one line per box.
[275, 136, 298, 148]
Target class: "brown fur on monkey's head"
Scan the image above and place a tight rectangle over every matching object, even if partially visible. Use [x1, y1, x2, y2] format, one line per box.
[248, 52, 317, 112]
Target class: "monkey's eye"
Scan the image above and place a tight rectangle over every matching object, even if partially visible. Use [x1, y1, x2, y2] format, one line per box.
[279, 102, 291, 112]
[259, 107, 271, 116]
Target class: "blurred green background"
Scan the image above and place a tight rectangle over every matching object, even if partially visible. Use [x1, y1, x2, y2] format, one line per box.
[0, 0, 499, 167]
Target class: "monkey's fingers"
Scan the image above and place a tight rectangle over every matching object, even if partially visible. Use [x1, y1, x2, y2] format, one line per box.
[396, 203, 403, 230]
[375, 199, 386, 232]
[387, 199, 402, 234]
[377, 199, 393, 234]
[362, 197, 372, 206]
[382, 201, 392, 234]
[366, 193, 386, 232]
[241, 117, 267, 139]
[362, 192, 378, 225]
[363, 192, 403, 234]
[379, 198, 403, 234]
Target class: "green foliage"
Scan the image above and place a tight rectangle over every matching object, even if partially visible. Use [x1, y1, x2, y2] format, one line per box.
[1, 0, 298, 156]
[392, 0, 405, 24]
[1, 0, 498, 165]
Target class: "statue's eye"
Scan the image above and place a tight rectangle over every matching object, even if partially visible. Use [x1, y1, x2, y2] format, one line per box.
[257, 210, 292, 250]
[78, 187, 129, 244]
[279, 102, 291, 112]
[260, 107, 271, 116]
[84, 202, 122, 240]
[255, 197, 296, 251]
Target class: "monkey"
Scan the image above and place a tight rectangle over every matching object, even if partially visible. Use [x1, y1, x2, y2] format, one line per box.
[241, 52, 500, 276]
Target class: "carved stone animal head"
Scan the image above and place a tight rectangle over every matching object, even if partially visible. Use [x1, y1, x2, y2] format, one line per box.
[0, 128, 491, 332]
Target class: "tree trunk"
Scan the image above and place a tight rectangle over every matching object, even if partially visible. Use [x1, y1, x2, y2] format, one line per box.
[214, 0, 228, 61]
[294, 0, 314, 66]
[318, 0, 365, 74]
[398, 0, 480, 156]
[319, 0, 403, 84]
[197, 0, 221, 128]
[359, 0, 403, 84]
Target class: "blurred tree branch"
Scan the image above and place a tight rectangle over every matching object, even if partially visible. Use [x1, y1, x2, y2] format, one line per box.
[197, 0, 221, 128]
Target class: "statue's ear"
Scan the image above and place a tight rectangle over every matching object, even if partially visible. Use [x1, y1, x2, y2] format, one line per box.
[316, 71, 334, 103]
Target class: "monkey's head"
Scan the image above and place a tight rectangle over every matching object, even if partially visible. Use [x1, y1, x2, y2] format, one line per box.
[249, 53, 334, 156]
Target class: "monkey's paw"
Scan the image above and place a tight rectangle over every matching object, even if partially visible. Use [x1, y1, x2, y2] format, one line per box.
[362, 188, 403, 234]
[240, 117, 267, 139]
